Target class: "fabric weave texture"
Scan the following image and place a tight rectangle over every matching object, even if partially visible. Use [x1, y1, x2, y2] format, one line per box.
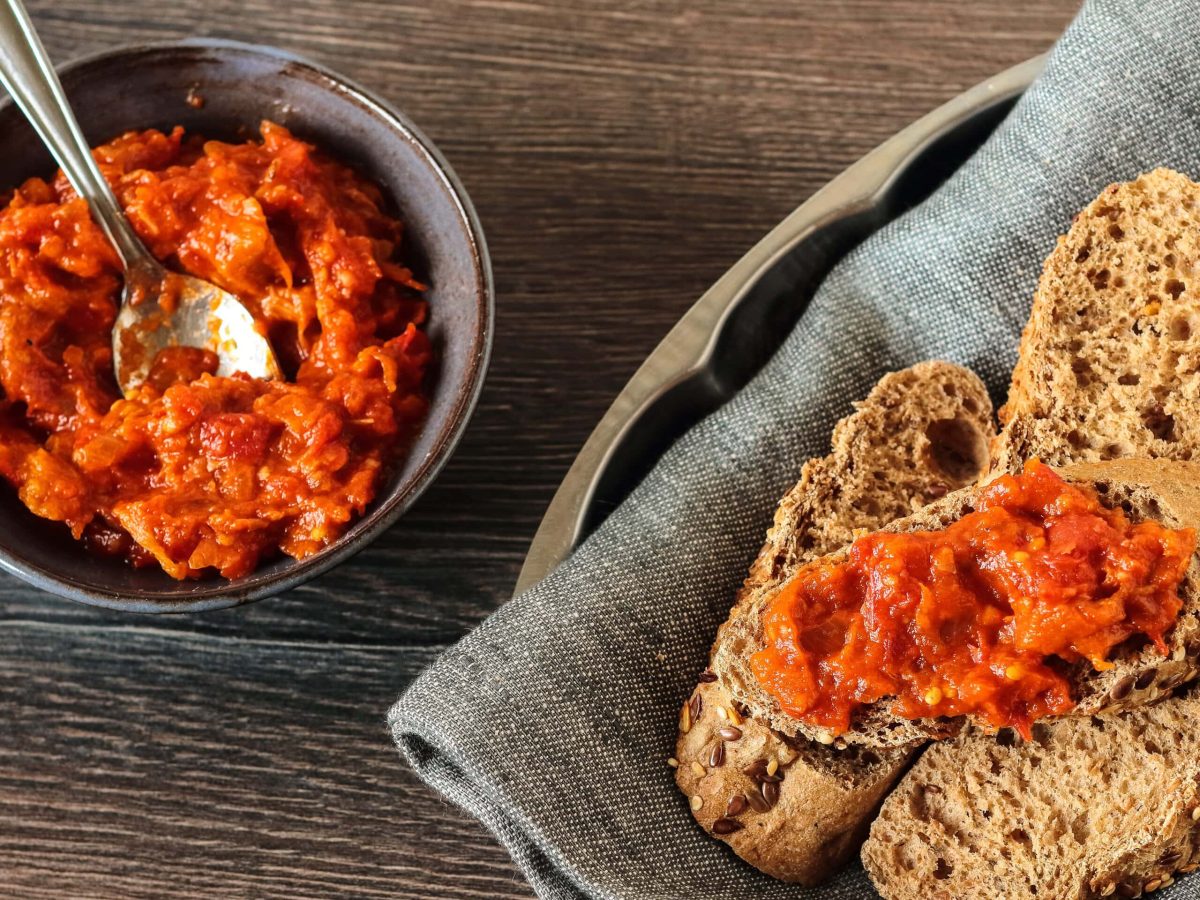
[389, 1, 1200, 896]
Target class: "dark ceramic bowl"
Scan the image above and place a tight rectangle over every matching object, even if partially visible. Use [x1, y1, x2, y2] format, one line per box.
[0, 39, 493, 612]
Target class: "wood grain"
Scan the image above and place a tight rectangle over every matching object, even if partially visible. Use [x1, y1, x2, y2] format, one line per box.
[0, 0, 1079, 894]
[0, 624, 526, 898]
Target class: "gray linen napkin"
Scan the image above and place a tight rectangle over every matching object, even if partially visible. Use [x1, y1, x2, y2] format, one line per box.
[389, 1, 1200, 896]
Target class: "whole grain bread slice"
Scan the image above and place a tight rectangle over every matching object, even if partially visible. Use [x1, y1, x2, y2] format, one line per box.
[862, 689, 1200, 900]
[713, 458, 1200, 749]
[675, 360, 995, 883]
[993, 168, 1200, 474]
[743, 361, 994, 589]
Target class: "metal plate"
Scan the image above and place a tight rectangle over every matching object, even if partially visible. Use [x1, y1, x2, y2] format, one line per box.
[515, 55, 1043, 595]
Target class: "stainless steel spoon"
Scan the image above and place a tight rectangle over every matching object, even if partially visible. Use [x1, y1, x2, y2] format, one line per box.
[0, 0, 281, 395]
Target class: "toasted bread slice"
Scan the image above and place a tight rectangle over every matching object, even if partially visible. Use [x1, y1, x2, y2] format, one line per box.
[993, 168, 1200, 473]
[675, 361, 995, 883]
[714, 459, 1200, 749]
[863, 690, 1200, 900]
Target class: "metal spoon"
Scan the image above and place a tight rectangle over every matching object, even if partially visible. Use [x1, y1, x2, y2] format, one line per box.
[0, 0, 281, 395]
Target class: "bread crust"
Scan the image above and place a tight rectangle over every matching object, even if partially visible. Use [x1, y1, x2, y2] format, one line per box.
[674, 679, 915, 883]
[675, 361, 995, 883]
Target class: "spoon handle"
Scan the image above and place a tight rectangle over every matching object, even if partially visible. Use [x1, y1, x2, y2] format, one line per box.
[0, 0, 157, 271]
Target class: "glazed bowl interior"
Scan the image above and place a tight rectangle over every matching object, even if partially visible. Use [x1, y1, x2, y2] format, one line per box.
[0, 40, 492, 612]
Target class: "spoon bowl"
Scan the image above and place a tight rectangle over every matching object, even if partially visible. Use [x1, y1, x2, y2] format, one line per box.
[113, 266, 283, 390]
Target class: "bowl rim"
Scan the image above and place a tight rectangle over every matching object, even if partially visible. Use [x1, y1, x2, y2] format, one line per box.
[0, 37, 495, 613]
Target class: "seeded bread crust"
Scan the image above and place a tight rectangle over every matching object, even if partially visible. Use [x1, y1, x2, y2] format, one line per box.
[863, 690, 1200, 900]
[714, 459, 1200, 749]
[993, 168, 1200, 474]
[675, 678, 916, 884]
[675, 361, 995, 883]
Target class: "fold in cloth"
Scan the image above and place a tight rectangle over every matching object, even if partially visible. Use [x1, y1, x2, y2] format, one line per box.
[390, 2, 1200, 896]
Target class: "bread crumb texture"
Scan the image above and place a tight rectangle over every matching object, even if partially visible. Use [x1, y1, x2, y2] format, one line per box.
[996, 168, 1200, 473]
[863, 692, 1200, 900]
[750, 361, 994, 586]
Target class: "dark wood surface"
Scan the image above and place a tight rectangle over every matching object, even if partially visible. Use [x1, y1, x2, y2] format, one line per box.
[2, 0, 1079, 895]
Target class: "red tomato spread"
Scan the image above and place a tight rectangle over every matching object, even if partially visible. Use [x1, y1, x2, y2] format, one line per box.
[0, 123, 430, 579]
[750, 461, 1196, 738]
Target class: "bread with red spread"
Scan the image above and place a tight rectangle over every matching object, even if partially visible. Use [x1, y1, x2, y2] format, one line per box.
[712, 458, 1200, 750]
[674, 360, 994, 883]
[863, 687, 1200, 900]
[993, 168, 1200, 474]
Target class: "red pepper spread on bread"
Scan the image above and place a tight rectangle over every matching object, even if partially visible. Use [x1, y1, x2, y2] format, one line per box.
[0, 123, 430, 580]
[750, 461, 1196, 738]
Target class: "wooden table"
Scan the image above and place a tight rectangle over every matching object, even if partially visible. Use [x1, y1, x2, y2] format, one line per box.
[1, 0, 1079, 895]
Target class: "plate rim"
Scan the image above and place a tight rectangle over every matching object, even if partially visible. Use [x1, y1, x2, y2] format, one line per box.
[514, 54, 1044, 596]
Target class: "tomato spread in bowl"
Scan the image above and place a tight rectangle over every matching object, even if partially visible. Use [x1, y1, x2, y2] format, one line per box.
[0, 122, 431, 580]
[750, 461, 1196, 738]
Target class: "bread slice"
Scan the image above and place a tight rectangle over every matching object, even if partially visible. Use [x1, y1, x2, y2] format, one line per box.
[862, 690, 1200, 900]
[713, 458, 1200, 750]
[744, 361, 994, 589]
[675, 361, 996, 883]
[993, 168, 1200, 474]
